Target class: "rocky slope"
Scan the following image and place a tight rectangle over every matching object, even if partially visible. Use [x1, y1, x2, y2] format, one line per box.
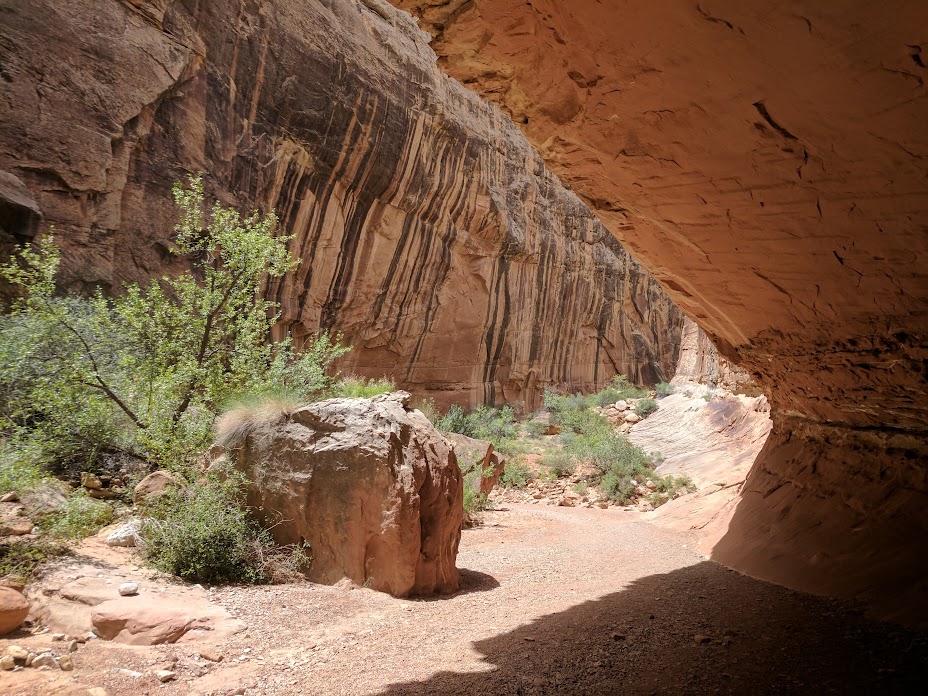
[394, 0, 928, 620]
[0, 0, 682, 409]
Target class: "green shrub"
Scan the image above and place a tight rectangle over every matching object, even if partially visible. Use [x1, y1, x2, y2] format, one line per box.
[436, 404, 518, 444]
[588, 375, 648, 407]
[39, 490, 113, 539]
[0, 177, 349, 474]
[525, 418, 549, 439]
[655, 382, 675, 398]
[333, 376, 395, 399]
[646, 474, 696, 507]
[634, 398, 658, 418]
[499, 461, 533, 488]
[541, 450, 575, 478]
[600, 469, 636, 503]
[140, 470, 306, 584]
[0, 539, 70, 583]
[0, 441, 49, 495]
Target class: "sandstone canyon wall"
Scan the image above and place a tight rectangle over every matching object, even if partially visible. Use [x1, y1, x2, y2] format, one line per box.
[395, 0, 928, 621]
[0, 0, 683, 409]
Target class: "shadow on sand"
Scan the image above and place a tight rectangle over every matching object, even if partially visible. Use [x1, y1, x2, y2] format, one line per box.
[380, 561, 928, 695]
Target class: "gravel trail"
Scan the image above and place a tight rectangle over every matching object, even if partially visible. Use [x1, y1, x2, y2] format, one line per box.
[2, 504, 926, 695]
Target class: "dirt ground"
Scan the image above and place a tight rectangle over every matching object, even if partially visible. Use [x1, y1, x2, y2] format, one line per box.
[2, 503, 927, 695]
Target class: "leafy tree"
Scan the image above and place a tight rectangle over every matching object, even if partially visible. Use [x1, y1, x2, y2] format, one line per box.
[0, 176, 348, 473]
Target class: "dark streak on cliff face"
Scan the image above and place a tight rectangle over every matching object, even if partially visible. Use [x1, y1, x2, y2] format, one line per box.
[0, 0, 683, 409]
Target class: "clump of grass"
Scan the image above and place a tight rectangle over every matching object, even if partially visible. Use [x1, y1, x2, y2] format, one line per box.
[646, 474, 696, 506]
[412, 397, 440, 424]
[499, 460, 534, 488]
[634, 398, 658, 418]
[215, 391, 302, 450]
[39, 489, 113, 539]
[655, 382, 675, 398]
[0, 539, 70, 584]
[333, 376, 395, 398]
[540, 450, 575, 479]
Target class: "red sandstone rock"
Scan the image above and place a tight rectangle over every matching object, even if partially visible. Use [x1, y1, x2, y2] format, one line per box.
[397, 0, 928, 623]
[0, 587, 29, 636]
[0, 0, 681, 409]
[232, 391, 463, 597]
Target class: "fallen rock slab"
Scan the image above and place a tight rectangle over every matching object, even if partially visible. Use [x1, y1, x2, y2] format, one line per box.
[91, 597, 242, 645]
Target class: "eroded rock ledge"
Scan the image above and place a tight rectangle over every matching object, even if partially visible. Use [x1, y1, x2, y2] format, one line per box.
[394, 0, 928, 621]
[0, 0, 683, 408]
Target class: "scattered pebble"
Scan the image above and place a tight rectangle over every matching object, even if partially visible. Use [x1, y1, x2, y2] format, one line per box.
[118, 582, 140, 596]
[155, 669, 176, 683]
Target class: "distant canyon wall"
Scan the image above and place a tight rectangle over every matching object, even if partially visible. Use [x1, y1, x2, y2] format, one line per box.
[0, 0, 683, 409]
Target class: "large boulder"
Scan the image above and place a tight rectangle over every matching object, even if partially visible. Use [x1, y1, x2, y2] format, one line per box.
[0, 587, 29, 636]
[133, 470, 178, 507]
[231, 391, 462, 597]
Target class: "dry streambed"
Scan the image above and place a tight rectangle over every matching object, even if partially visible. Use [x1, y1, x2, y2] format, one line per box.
[2, 503, 926, 696]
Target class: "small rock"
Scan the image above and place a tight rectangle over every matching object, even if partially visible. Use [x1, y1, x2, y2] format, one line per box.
[694, 634, 712, 645]
[7, 645, 28, 661]
[645, 480, 657, 491]
[51, 633, 65, 641]
[624, 412, 641, 423]
[0, 491, 19, 502]
[80, 472, 103, 490]
[112, 667, 143, 678]
[31, 652, 59, 669]
[25, 652, 35, 666]
[0, 655, 14, 670]
[155, 669, 176, 683]
[67, 640, 79, 653]
[118, 582, 139, 597]
[88, 689, 109, 696]
[58, 654, 73, 671]
[614, 400, 629, 411]
[199, 649, 225, 663]
[610, 632, 625, 641]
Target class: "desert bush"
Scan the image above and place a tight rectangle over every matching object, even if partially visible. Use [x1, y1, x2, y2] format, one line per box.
[634, 398, 658, 418]
[646, 474, 696, 507]
[140, 469, 306, 584]
[0, 176, 348, 474]
[333, 376, 395, 399]
[541, 450, 575, 478]
[590, 375, 648, 406]
[39, 490, 113, 540]
[412, 397, 440, 424]
[0, 539, 70, 583]
[525, 418, 549, 439]
[499, 460, 533, 488]
[0, 440, 49, 495]
[436, 404, 518, 444]
[655, 382, 675, 398]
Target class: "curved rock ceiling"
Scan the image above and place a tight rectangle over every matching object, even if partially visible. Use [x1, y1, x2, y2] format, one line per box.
[394, 0, 928, 621]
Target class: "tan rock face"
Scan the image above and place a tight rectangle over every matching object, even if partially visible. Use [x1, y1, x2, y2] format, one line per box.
[0, 0, 682, 408]
[232, 392, 463, 597]
[395, 0, 928, 619]
[671, 318, 755, 394]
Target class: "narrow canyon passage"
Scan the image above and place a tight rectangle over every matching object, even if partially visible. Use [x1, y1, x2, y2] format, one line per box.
[8, 505, 924, 695]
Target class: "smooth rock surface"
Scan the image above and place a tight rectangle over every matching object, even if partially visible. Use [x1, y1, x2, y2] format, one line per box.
[233, 391, 463, 596]
[0, 587, 29, 636]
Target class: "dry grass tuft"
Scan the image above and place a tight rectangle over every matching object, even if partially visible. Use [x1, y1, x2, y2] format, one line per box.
[215, 393, 303, 449]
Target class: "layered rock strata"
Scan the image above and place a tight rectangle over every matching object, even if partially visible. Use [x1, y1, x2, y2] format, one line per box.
[231, 392, 463, 596]
[0, 0, 682, 408]
[395, 0, 928, 620]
